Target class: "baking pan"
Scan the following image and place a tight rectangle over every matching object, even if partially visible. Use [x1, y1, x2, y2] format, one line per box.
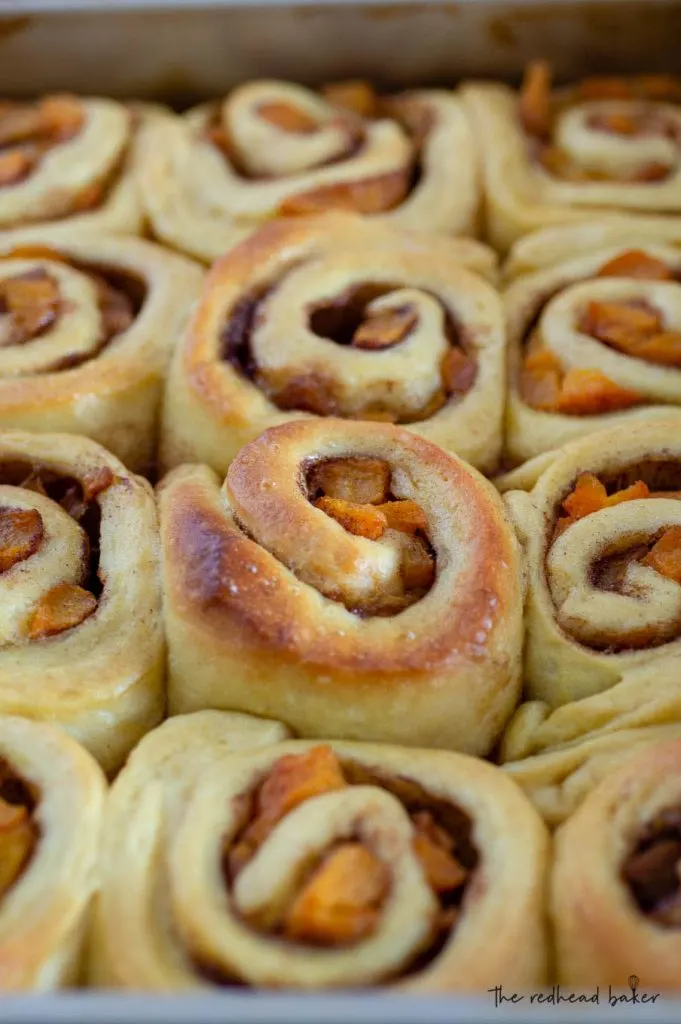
[2, 0, 681, 1020]
[1, 0, 681, 100]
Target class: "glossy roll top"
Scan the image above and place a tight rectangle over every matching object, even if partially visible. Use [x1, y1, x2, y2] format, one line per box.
[160, 418, 523, 756]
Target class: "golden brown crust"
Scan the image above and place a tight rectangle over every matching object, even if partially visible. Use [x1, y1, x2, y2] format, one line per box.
[91, 712, 549, 991]
[0, 715, 106, 991]
[159, 419, 522, 755]
[0, 230, 203, 473]
[160, 212, 503, 476]
[140, 85, 480, 263]
[553, 739, 681, 987]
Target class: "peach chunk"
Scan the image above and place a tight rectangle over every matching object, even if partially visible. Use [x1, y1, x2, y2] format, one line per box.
[315, 496, 388, 539]
[28, 583, 97, 639]
[283, 842, 389, 945]
[0, 508, 44, 572]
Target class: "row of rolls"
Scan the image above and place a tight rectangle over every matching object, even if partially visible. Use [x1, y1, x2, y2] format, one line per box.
[2, 410, 681, 991]
[5, 68, 681, 256]
[5, 67, 681, 995]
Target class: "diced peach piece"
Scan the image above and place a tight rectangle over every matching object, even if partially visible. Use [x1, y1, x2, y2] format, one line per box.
[0, 148, 36, 187]
[310, 457, 391, 505]
[642, 526, 681, 584]
[82, 466, 115, 502]
[442, 348, 477, 396]
[315, 496, 387, 539]
[228, 747, 347, 879]
[519, 59, 552, 139]
[0, 797, 34, 897]
[39, 94, 84, 140]
[556, 368, 643, 414]
[589, 111, 639, 135]
[578, 77, 635, 100]
[557, 474, 650, 534]
[375, 500, 428, 534]
[352, 306, 417, 350]
[520, 346, 563, 410]
[257, 101, 318, 134]
[279, 172, 408, 216]
[398, 533, 435, 591]
[3, 270, 60, 313]
[283, 842, 389, 945]
[3, 245, 68, 264]
[597, 250, 673, 281]
[28, 583, 97, 639]
[630, 332, 681, 367]
[322, 80, 378, 118]
[580, 299, 662, 349]
[0, 508, 44, 572]
[634, 162, 671, 183]
[413, 834, 467, 894]
[0, 106, 43, 146]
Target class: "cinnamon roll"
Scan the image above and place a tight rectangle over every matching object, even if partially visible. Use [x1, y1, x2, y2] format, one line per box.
[0, 231, 202, 474]
[0, 715, 105, 991]
[498, 416, 681, 825]
[139, 81, 480, 263]
[91, 712, 549, 991]
[0, 431, 163, 773]
[553, 738, 681, 987]
[159, 418, 523, 756]
[507, 216, 681, 280]
[505, 235, 681, 464]
[462, 64, 681, 252]
[0, 95, 168, 235]
[159, 212, 503, 476]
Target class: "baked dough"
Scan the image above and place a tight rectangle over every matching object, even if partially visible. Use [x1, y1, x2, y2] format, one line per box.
[0, 230, 203, 474]
[159, 212, 503, 476]
[553, 738, 681, 987]
[0, 96, 169, 235]
[139, 82, 480, 262]
[159, 418, 523, 756]
[504, 233, 681, 464]
[0, 715, 105, 991]
[0, 430, 164, 773]
[91, 711, 548, 991]
[498, 416, 681, 824]
[462, 67, 681, 252]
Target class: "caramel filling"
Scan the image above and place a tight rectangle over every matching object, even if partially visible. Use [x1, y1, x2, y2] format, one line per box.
[224, 746, 473, 951]
[223, 282, 477, 425]
[623, 808, 681, 926]
[519, 62, 680, 184]
[0, 757, 38, 900]
[520, 250, 678, 415]
[0, 96, 84, 188]
[308, 456, 435, 613]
